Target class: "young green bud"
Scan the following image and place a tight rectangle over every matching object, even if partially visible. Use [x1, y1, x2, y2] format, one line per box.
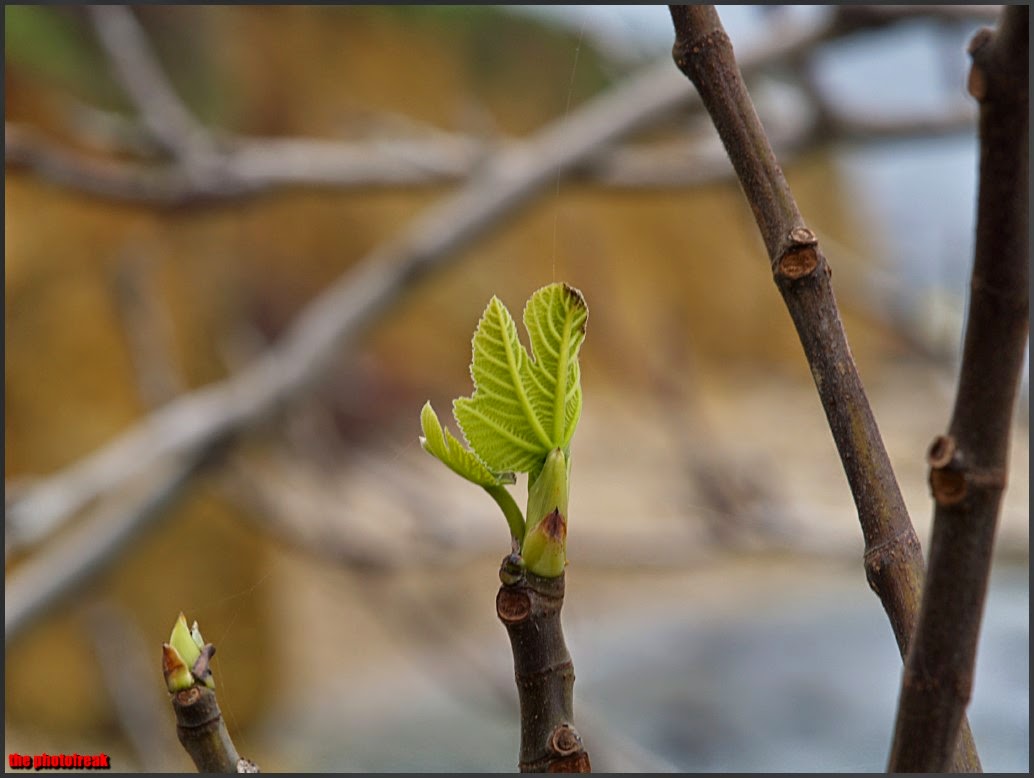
[169, 612, 201, 669]
[499, 552, 526, 585]
[521, 508, 567, 578]
[522, 449, 569, 577]
[166, 613, 216, 690]
[162, 643, 195, 693]
[525, 448, 569, 534]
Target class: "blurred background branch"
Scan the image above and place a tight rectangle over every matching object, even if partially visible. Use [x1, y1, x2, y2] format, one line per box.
[6, 8, 848, 567]
[5, 5, 985, 204]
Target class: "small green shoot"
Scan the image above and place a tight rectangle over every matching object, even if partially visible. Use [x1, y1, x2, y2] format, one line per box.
[163, 613, 216, 692]
[420, 283, 587, 576]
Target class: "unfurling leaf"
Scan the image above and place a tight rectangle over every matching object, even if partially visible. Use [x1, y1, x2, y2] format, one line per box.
[454, 284, 587, 482]
[420, 401, 514, 488]
[419, 283, 587, 571]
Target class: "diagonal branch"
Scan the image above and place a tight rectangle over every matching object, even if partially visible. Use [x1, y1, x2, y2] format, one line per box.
[666, 4, 983, 770]
[87, 5, 217, 164]
[888, 5, 1028, 772]
[5, 450, 215, 641]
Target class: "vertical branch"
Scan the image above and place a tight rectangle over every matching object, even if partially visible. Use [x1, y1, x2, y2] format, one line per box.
[889, 6, 1028, 772]
[496, 558, 590, 773]
[163, 624, 260, 773]
[666, 5, 982, 769]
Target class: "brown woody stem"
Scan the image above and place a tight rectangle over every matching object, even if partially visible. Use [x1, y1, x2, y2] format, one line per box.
[888, 6, 1028, 772]
[668, 5, 982, 770]
[496, 557, 590, 773]
[172, 684, 257, 773]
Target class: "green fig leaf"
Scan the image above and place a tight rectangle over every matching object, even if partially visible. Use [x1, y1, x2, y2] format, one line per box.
[454, 284, 587, 476]
[523, 284, 587, 451]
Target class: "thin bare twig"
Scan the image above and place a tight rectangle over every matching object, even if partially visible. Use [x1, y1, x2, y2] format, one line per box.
[667, 4, 983, 769]
[170, 684, 257, 773]
[87, 5, 216, 163]
[6, 99, 976, 202]
[889, 5, 1028, 772]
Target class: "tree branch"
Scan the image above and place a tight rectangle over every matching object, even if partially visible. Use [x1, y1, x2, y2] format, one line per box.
[667, 4, 982, 769]
[496, 560, 590, 773]
[5, 99, 975, 201]
[87, 5, 217, 164]
[170, 685, 258, 773]
[888, 5, 1028, 772]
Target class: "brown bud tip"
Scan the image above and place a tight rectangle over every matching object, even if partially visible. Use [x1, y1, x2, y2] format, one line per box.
[162, 643, 187, 675]
[163, 643, 197, 693]
[541, 509, 567, 542]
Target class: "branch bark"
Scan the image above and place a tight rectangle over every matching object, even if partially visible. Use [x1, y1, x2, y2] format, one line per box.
[666, 4, 982, 770]
[888, 6, 1029, 772]
[171, 685, 258, 773]
[496, 558, 590, 773]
